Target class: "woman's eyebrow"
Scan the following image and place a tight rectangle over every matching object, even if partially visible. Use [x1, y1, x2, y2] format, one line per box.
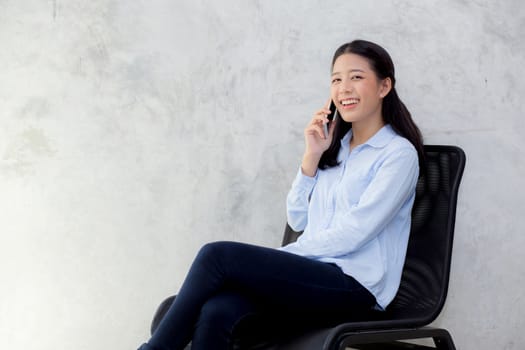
[331, 68, 366, 76]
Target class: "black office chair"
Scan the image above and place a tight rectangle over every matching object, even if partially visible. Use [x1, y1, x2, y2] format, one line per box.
[150, 145, 466, 350]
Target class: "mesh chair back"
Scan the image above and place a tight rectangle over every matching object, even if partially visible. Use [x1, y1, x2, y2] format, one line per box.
[282, 145, 466, 328]
[386, 145, 465, 326]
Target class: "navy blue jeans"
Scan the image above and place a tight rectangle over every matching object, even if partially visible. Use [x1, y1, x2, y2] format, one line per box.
[139, 241, 375, 350]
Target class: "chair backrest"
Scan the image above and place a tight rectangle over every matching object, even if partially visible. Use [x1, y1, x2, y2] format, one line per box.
[387, 145, 465, 326]
[282, 145, 466, 327]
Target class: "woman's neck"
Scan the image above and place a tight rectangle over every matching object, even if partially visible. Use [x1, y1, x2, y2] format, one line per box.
[350, 117, 385, 150]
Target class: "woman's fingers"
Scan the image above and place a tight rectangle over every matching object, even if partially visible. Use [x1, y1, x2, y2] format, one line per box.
[304, 103, 335, 147]
[311, 109, 331, 126]
[305, 120, 325, 139]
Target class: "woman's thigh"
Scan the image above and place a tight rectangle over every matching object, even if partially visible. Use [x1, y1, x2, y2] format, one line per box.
[195, 241, 376, 312]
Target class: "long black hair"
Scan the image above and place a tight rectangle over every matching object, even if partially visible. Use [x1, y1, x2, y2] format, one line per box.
[318, 40, 424, 169]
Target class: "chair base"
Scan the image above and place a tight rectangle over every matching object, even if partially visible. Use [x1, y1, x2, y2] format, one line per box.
[333, 327, 456, 350]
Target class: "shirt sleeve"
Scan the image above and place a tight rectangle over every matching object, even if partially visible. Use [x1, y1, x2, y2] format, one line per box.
[287, 147, 419, 258]
[285, 167, 318, 232]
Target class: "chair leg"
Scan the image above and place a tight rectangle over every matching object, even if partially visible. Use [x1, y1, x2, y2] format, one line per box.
[349, 341, 437, 349]
[334, 327, 456, 350]
[432, 329, 456, 350]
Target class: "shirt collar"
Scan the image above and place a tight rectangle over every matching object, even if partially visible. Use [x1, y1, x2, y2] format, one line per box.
[341, 124, 396, 150]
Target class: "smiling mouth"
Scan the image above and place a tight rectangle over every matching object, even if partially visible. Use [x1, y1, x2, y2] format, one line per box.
[340, 98, 359, 107]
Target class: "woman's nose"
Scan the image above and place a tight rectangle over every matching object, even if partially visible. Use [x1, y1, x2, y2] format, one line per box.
[339, 80, 353, 93]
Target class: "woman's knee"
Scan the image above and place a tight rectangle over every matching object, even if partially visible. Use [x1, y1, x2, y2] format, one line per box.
[195, 241, 227, 263]
[195, 241, 247, 264]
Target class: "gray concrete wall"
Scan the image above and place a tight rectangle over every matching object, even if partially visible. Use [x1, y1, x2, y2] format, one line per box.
[1, 1, 523, 349]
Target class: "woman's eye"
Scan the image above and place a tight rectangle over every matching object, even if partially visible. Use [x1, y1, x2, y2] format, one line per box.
[331, 78, 341, 84]
[351, 75, 363, 80]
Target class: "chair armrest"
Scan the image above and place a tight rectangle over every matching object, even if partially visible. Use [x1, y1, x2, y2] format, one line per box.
[150, 295, 176, 335]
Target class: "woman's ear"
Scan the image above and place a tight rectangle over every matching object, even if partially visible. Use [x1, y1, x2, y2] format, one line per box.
[379, 77, 392, 98]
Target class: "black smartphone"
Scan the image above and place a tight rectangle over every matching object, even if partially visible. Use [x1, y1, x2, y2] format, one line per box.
[324, 101, 338, 137]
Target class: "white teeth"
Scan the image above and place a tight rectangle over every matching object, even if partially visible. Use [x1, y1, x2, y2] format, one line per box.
[341, 99, 358, 105]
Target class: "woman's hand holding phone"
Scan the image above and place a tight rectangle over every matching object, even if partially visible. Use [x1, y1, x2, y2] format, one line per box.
[301, 100, 337, 177]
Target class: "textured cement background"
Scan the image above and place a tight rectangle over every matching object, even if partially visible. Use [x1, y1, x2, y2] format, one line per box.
[1, 1, 524, 349]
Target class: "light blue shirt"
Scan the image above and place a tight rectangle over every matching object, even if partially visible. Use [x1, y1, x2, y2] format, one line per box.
[279, 124, 419, 309]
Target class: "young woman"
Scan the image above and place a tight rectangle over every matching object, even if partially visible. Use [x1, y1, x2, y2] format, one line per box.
[138, 39, 423, 350]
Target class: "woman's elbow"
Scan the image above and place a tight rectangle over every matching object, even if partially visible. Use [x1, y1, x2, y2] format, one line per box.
[287, 212, 307, 232]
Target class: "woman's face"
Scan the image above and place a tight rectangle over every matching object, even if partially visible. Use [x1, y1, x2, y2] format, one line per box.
[330, 53, 391, 126]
